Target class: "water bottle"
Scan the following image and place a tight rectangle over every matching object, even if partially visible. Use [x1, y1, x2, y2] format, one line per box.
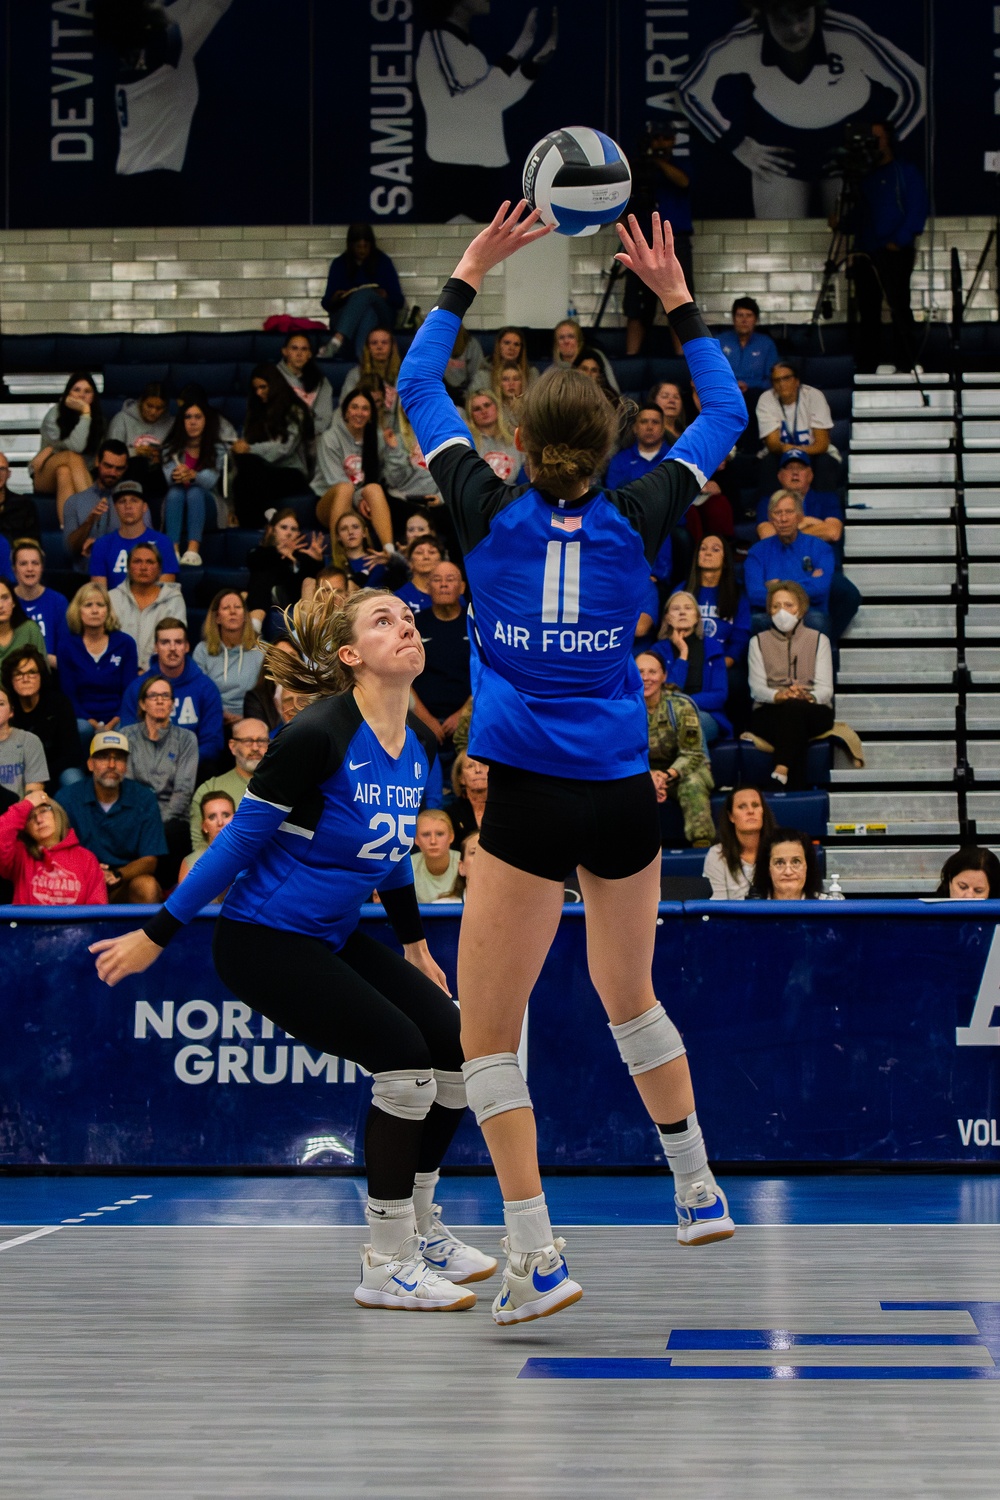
[567, 297, 578, 322]
[826, 872, 845, 900]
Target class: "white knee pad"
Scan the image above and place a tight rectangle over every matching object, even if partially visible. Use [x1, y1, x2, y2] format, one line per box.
[462, 1052, 532, 1126]
[371, 1068, 437, 1121]
[433, 1068, 467, 1111]
[609, 1003, 686, 1076]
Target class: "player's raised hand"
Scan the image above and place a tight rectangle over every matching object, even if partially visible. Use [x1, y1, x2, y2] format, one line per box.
[615, 212, 691, 314]
[454, 201, 553, 291]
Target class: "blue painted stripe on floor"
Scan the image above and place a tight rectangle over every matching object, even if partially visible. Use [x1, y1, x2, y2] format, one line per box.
[664, 1330, 984, 1349]
[518, 1360, 1000, 1380]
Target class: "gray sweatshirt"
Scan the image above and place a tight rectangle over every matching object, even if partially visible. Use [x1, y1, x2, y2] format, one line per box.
[311, 412, 434, 499]
[109, 578, 187, 672]
[39, 406, 93, 456]
[245, 406, 309, 474]
[119, 719, 198, 820]
[277, 362, 335, 436]
[193, 640, 265, 718]
[108, 399, 174, 456]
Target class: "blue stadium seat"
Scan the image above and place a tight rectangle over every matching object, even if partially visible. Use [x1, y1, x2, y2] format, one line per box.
[53, 334, 123, 369]
[186, 608, 207, 644]
[102, 364, 169, 398]
[120, 334, 188, 363]
[34, 496, 60, 530]
[249, 332, 286, 363]
[660, 848, 709, 878]
[170, 363, 238, 396]
[199, 529, 261, 567]
[102, 396, 125, 419]
[183, 332, 255, 362]
[217, 396, 246, 429]
[608, 356, 648, 392]
[2, 335, 57, 371]
[825, 387, 852, 420]
[645, 357, 689, 388]
[830, 417, 851, 454]
[739, 739, 831, 789]
[321, 361, 350, 397]
[801, 354, 855, 389]
[709, 739, 741, 787]
[235, 362, 258, 391]
[39, 529, 71, 569]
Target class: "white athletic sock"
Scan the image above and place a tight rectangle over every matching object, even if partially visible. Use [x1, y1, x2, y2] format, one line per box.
[503, 1193, 553, 1255]
[367, 1196, 416, 1256]
[413, 1170, 440, 1235]
[328, 332, 344, 352]
[658, 1112, 717, 1198]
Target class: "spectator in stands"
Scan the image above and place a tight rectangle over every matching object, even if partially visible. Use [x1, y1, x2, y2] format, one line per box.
[178, 789, 236, 895]
[2, 646, 83, 791]
[648, 381, 688, 444]
[718, 297, 780, 394]
[411, 563, 471, 752]
[11, 538, 67, 666]
[749, 828, 823, 901]
[0, 453, 40, 540]
[119, 619, 225, 775]
[62, 582, 139, 736]
[315, 565, 350, 605]
[497, 362, 527, 428]
[246, 509, 325, 630]
[0, 789, 106, 907]
[756, 362, 840, 492]
[848, 121, 929, 375]
[62, 440, 130, 574]
[606, 405, 675, 488]
[243, 639, 301, 731]
[443, 326, 486, 402]
[935, 847, 1000, 901]
[652, 591, 730, 744]
[0, 682, 48, 798]
[748, 581, 834, 788]
[121, 673, 198, 877]
[403, 509, 433, 552]
[108, 381, 172, 503]
[704, 786, 777, 900]
[756, 450, 860, 641]
[277, 333, 335, 436]
[448, 751, 487, 848]
[454, 830, 480, 901]
[160, 400, 225, 566]
[313, 389, 405, 551]
[90, 481, 179, 589]
[30, 372, 106, 524]
[572, 349, 621, 414]
[193, 591, 264, 729]
[187, 719, 269, 855]
[636, 650, 714, 846]
[745, 491, 834, 638]
[177, 382, 238, 447]
[473, 326, 539, 395]
[396, 535, 444, 614]
[411, 807, 461, 903]
[680, 535, 751, 668]
[230, 365, 312, 527]
[551, 319, 619, 391]
[340, 328, 403, 429]
[108, 543, 187, 673]
[322, 222, 404, 361]
[464, 390, 521, 485]
[329, 511, 390, 590]
[56, 729, 165, 903]
[0, 578, 45, 672]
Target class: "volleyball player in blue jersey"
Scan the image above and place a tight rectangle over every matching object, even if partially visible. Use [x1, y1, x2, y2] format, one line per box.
[397, 205, 748, 1324]
[90, 587, 496, 1312]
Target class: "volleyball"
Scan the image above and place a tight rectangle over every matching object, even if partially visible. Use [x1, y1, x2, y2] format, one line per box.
[522, 126, 632, 237]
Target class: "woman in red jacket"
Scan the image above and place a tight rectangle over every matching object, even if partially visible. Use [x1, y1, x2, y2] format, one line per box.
[0, 790, 107, 906]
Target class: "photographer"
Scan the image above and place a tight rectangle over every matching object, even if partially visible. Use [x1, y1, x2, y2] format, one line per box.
[847, 121, 928, 373]
[624, 122, 694, 356]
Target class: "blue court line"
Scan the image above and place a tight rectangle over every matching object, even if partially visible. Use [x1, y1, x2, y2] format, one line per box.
[0, 1175, 998, 1228]
[519, 1361, 1000, 1381]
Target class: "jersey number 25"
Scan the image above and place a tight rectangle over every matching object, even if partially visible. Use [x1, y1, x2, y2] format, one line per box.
[358, 812, 417, 862]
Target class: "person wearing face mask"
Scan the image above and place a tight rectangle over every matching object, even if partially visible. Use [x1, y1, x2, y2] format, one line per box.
[651, 590, 731, 744]
[749, 827, 824, 900]
[747, 581, 834, 787]
[703, 785, 776, 899]
[187, 717, 270, 856]
[934, 848, 1000, 902]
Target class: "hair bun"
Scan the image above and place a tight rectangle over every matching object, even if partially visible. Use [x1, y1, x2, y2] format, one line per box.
[541, 444, 572, 466]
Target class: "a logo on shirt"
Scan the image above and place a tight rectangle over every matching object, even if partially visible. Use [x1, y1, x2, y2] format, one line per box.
[551, 513, 583, 533]
[349, 759, 372, 771]
[483, 450, 514, 482]
[415, 762, 423, 780]
[110, 656, 121, 667]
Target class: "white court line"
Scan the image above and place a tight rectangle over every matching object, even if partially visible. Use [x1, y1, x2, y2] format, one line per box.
[2, 1221, 994, 1232]
[0, 1226, 63, 1253]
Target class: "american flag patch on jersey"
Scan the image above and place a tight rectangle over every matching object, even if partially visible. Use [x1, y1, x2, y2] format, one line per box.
[551, 513, 583, 532]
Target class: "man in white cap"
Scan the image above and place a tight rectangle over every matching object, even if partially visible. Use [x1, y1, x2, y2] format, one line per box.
[56, 729, 166, 903]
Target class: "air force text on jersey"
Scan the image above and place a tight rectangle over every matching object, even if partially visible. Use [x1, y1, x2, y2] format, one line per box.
[493, 617, 625, 654]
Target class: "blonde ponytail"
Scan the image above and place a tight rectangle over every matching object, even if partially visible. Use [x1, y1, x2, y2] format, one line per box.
[263, 587, 395, 698]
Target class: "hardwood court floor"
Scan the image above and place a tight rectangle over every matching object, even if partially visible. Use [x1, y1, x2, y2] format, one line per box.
[0, 1180, 998, 1499]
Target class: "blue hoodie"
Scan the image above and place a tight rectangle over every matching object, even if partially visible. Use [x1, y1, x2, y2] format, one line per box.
[119, 653, 224, 760]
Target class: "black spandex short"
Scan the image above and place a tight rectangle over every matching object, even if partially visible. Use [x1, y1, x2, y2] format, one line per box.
[479, 762, 660, 882]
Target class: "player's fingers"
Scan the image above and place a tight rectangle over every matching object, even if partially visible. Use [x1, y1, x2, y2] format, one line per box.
[88, 938, 117, 955]
[521, 224, 555, 245]
[613, 251, 634, 270]
[489, 200, 512, 232]
[615, 220, 636, 254]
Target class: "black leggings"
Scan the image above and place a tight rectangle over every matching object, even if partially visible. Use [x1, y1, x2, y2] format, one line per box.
[213, 917, 465, 1199]
[751, 701, 835, 789]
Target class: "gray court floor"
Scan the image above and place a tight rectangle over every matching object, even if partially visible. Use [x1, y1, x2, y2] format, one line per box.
[2, 1222, 999, 1498]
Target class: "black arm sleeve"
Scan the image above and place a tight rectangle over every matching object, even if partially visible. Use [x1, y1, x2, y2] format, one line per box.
[378, 882, 425, 946]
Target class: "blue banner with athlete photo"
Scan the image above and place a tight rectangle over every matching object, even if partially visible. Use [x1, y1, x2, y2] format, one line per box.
[1, 903, 997, 1168]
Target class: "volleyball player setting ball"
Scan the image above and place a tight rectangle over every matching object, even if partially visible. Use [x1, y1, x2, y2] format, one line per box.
[397, 203, 748, 1325]
[90, 588, 497, 1313]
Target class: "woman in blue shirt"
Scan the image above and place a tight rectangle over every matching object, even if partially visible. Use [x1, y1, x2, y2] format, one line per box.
[674, 534, 751, 666]
[397, 205, 746, 1326]
[90, 587, 495, 1313]
[653, 590, 731, 742]
[60, 582, 139, 741]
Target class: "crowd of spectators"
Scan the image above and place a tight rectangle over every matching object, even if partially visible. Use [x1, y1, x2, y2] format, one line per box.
[0, 237, 994, 911]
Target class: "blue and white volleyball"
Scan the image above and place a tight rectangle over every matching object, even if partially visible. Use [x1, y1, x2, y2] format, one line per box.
[522, 127, 631, 238]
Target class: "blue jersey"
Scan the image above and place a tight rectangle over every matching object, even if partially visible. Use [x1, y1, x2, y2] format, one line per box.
[161, 693, 426, 948]
[397, 279, 746, 779]
[90, 527, 180, 581]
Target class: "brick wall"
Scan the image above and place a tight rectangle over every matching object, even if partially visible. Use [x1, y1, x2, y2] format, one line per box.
[0, 218, 994, 336]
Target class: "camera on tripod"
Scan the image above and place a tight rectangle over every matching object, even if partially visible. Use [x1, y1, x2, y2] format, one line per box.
[827, 121, 882, 185]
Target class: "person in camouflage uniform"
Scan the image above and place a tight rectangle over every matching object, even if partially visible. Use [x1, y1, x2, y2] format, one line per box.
[636, 651, 715, 846]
